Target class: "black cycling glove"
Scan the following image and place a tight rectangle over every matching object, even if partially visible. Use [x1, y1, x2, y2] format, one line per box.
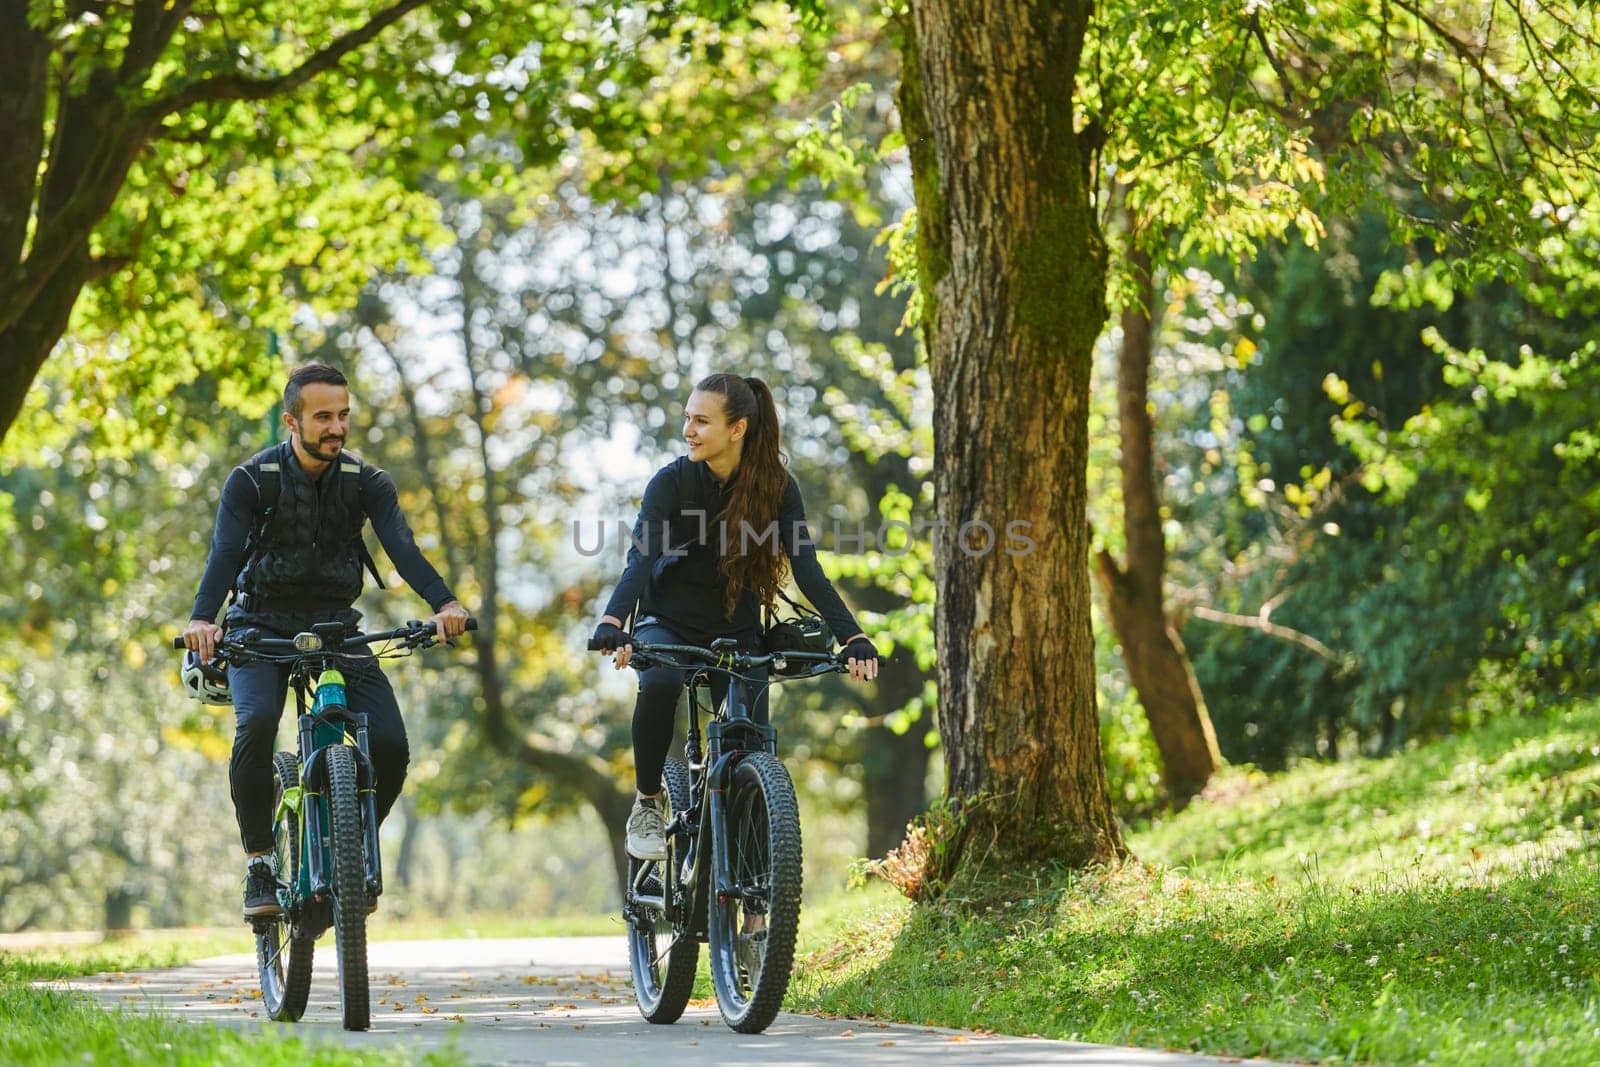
[592, 622, 633, 653]
[843, 636, 878, 666]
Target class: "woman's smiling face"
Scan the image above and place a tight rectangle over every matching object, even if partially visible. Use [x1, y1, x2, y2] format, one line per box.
[683, 389, 746, 467]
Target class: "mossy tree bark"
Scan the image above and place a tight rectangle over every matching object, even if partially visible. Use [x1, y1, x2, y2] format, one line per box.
[899, 0, 1127, 885]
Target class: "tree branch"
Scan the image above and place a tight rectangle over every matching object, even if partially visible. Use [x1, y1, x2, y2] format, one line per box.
[1249, 11, 1300, 107]
[365, 318, 463, 579]
[145, 0, 430, 121]
[122, 0, 195, 82]
[85, 254, 131, 281]
[1388, 0, 1573, 172]
[0, 116, 155, 338]
[1190, 603, 1345, 665]
[0, 6, 51, 270]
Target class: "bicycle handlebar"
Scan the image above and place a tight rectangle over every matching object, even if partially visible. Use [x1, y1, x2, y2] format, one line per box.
[174, 618, 477, 654]
[586, 637, 847, 675]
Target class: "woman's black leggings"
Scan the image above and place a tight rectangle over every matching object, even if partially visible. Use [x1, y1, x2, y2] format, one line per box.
[630, 618, 768, 796]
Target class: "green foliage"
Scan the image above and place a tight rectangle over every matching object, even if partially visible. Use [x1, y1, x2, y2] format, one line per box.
[1087, 0, 1327, 296]
[0, 425, 253, 929]
[818, 339, 935, 672]
[796, 699, 1600, 1065]
[1333, 328, 1600, 695]
[5, 0, 836, 452]
[0, 652, 242, 931]
[1164, 208, 1598, 765]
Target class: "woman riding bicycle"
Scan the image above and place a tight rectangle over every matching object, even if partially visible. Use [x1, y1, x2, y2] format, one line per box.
[592, 373, 879, 861]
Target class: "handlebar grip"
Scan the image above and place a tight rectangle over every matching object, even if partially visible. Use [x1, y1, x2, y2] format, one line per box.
[586, 638, 603, 651]
[465, 618, 478, 632]
[172, 636, 186, 650]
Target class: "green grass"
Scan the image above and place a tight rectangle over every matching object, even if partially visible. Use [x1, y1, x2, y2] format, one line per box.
[0, 909, 634, 1064]
[2, 930, 254, 984]
[0, 981, 465, 1066]
[0, 916, 623, 1066]
[791, 700, 1600, 1065]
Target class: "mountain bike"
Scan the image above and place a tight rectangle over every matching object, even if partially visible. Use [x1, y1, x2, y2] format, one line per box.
[587, 635, 846, 1033]
[173, 618, 474, 1031]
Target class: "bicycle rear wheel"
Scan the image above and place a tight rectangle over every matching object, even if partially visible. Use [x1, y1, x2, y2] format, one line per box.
[260, 751, 313, 1022]
[326, 745, 370, 1031]
[627, 757, 699, 1023]
[708, 751, 802, 1033]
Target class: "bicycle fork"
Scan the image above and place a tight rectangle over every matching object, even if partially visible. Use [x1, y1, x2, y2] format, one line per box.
[296, 712, 383, 902]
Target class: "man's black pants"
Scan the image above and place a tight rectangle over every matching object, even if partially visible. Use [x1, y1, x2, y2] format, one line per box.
[228, 651, 408, 854]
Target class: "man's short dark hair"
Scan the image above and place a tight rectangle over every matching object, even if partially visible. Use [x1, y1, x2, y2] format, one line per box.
[284, 363, 348, 419]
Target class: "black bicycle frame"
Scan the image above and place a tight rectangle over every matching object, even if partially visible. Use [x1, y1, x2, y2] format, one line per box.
[670, 646, 776, 932]
[286, 661, 382, 916]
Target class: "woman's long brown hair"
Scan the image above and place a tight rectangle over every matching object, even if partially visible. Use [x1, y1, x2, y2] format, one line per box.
[695, 373, 790, 618]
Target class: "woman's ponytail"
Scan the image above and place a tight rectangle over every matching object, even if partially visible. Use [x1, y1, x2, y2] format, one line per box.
[693, 373, 789, 617]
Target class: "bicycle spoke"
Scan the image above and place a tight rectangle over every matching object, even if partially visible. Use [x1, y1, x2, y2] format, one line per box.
[259, 932, 286, 972]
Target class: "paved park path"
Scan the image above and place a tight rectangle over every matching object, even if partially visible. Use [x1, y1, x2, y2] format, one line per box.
[56, 936, 1294, 1066]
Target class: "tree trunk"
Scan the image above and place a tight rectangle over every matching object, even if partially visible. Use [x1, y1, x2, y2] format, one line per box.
[0, 249, 89, 438]
[0, 7, 48, 271]
[0, 64, 149, 435]
[1094, 241, 1222, 807]
[104, 886, 135, 935]
[900, 1, 1126, 885]
[392, 797, 421, 890]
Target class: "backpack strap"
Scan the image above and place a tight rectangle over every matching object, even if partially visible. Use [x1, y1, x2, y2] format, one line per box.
[673, 457, 708, 527]
[227, 456, 282, 613]
[252, 459, 283, 519]
[339, 455, 385, 590]
[766, 587, 822, 630]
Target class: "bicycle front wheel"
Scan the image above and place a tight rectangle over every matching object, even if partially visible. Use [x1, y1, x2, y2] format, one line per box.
[326, 745, 370, 1031]
[260, 751, 313, 1022]
[626, 757, 698, 1023]
[707, 751, 802, 1033]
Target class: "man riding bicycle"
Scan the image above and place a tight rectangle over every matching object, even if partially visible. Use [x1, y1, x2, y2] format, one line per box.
[179, 363, 469, 919]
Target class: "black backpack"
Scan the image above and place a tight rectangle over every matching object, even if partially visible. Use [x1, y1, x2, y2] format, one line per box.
[230, 452, 384, 612]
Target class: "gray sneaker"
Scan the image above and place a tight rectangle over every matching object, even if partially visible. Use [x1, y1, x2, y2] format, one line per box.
[625, 795, 666, 860]
[242, 857, 282, 919]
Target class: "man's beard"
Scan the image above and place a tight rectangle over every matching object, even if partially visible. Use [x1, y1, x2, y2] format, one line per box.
[299, 432, 345, 462]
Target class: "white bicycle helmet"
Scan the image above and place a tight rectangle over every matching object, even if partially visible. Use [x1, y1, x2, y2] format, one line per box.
[181, 649, 232, 705]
